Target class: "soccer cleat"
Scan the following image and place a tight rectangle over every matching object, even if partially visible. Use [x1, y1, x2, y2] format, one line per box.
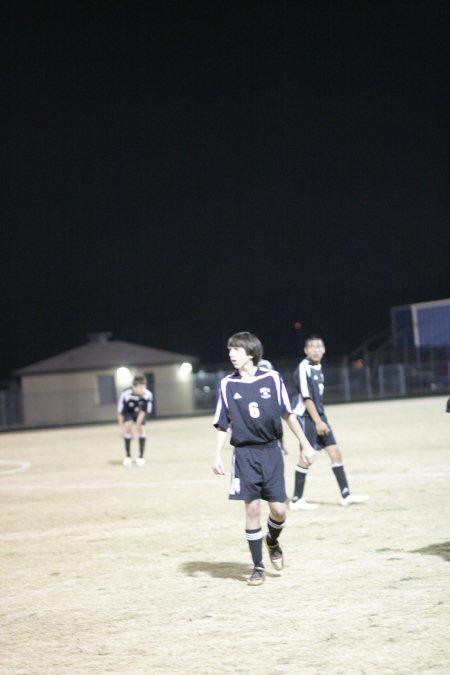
[247, 566, 265, 586]
[340, 493, 369, 507]
[123, 457, 133, 467]
[288, 498, 318, 511]
[266, 537, 284, 571]
[136, 457, 146, 467]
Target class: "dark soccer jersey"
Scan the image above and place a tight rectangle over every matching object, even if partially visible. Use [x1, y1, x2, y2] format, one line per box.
[292, 358, 325, 417]
[213, 368, 292, 447]
[117, 388, 153, 416]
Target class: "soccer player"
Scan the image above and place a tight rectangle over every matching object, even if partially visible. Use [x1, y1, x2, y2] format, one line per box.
[117, 374, 153, 467]
[212, 331, 316, 586]
[288, 335, 369, 510]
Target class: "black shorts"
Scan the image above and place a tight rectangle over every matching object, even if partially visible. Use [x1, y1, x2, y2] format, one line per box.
[228, 440, 286, 503]
[300, 414, 337, 450]
[123, 411, 146, 423]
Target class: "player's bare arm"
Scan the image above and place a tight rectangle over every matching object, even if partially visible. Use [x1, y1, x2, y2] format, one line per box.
[117, 412, 125, 434]
[304, 398, 330, 435]
[212, 428, 228, 475]
[136, 410, 146, 425]
[283, 412, 316, 465]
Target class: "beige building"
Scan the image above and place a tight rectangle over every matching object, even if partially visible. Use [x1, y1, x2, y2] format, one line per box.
[15, 333, 198, 427]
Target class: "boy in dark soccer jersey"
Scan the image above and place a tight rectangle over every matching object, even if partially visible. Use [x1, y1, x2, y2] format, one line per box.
[289, 336, 369, 510]
[213, 332, 316, 586]
[117, 374, 153, 467]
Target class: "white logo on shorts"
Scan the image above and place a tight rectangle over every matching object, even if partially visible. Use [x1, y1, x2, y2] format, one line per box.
[229, 477, 241, 495]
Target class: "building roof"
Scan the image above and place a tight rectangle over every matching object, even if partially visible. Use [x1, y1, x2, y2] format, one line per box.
[15, 334, 198, 375]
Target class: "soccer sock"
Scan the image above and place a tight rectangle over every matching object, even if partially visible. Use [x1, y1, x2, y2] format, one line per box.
[124, 434, 132, 457]
[266, 516, 285, 545]
[292, 466, 308, 500]
[331, 463, 350, 498]
[245, 528, 264, 567]
[138, 436, 146, 458]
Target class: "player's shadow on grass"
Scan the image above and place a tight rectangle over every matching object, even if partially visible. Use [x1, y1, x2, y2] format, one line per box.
[411, 541, 450, 562]
[182, 561, 280, 582]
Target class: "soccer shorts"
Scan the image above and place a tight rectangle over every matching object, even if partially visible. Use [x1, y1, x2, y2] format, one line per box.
[123, 411, 147, 423]
[300, 414, 337, 450]
[228, 440, 286, 502]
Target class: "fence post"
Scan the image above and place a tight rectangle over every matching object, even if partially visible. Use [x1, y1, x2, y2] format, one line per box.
[365, 366, 373, 399]
[397, 364, 406, 396]
[341, 367, 351, 402]
[378, 366, 385, 398]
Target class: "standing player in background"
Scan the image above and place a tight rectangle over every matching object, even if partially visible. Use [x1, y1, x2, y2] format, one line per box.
[117, 374, 153, 467]
[289, 335, 369, 510]
[213, 332, 316, 586]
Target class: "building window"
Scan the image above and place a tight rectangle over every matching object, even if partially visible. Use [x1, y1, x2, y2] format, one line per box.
[97, 375, 116, 404]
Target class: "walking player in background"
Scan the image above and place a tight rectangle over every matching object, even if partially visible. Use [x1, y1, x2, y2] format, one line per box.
[117, 374, 153, 467]
[212, 332, 316, 586]
[289, 335, 369, 510]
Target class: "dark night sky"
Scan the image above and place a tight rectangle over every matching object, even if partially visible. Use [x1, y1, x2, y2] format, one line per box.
[1, 1, 449, 377]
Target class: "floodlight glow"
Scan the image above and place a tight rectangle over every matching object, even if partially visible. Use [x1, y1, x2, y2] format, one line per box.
[179, 362, 192, 377]
[116, 366, 131, 387]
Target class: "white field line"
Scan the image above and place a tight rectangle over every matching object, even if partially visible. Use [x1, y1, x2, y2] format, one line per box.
[0, 460, 32, 476]
[0, 472, 449, 491]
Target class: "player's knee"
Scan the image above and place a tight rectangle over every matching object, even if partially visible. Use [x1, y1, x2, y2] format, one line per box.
[328, 445, 342, 463]
[270, 502, 286, 521]
[245, 500, 261, 520]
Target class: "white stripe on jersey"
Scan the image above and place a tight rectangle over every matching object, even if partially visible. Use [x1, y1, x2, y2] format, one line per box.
[261, 369, 292, 412]
[293, 361, 309, 416]
[293, 360, 321, 416]
[280, 378, 292, 412]
[299, 361, 311, 398]
[220, 375, 232, 408]
[213, 396, 224, 426]
[218, 369, 291, 411]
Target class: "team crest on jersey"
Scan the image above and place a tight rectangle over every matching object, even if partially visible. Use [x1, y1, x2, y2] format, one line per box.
[259, 387, 271, 399]
[233, 392, 242, 399]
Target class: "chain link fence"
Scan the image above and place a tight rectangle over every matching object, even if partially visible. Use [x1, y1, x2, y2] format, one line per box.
[1, 360, 449, 429]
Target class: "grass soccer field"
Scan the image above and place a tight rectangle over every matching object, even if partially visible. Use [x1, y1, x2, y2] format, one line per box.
[1, 396, 449, 674]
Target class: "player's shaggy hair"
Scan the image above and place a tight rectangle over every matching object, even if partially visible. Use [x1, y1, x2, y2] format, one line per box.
[227, 331, 263, 365]
[132, 374, 147, 386]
